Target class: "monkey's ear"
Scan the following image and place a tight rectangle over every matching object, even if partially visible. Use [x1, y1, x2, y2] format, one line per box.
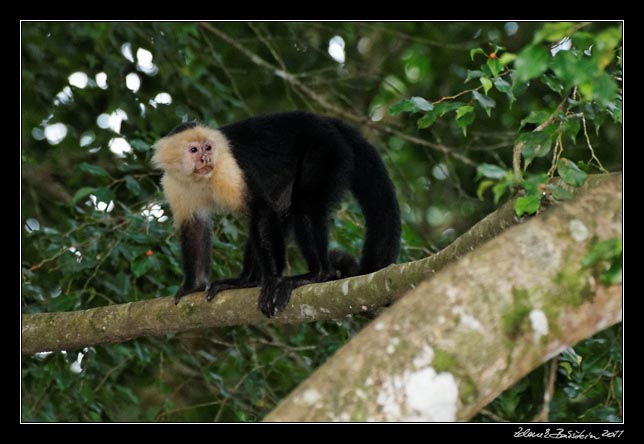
[166, 120, 199, 137]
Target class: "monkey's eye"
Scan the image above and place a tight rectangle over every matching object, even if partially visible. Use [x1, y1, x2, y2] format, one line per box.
[205, 145, 212, 151]
[190, 146, 198, 153]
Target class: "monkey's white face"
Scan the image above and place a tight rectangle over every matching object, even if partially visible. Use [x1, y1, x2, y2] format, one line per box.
[182, 140, 216, 178]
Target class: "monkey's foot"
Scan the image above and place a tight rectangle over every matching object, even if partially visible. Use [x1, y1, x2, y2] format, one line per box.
[174, 283, 207, 305]
[206, 277, 259, 301]
[258, 278, 294, 318]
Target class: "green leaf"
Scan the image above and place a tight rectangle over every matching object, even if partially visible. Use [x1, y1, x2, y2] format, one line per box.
[514, 44, 549, 83]
[472, 91, 495, 117]
[470, 48, 487, 61]
[535, 22, 575, 43]
[521, 173, 549, 194]
[593, 72, 618, 108]
[124, 176, 142, 196]
[493, 77, 515, 102]
[418, 102, 465, 128]
[546, 183, 573, 201]
[477, 163, 507, 180]
[71, 187, 96, 206]
[498, 53, 517, 66]
[486, 57, 503, 77]
[129, 139, 150, 153]
[601, 263, 622, 285]
[518, 129, 555, 165]
[562, 117, 581, 144]
[389, 100, 413, 115]
[93, 187, 115, 205]
[493, 182, 509, 204]
[557, 158, 588, 186]
[436, 101, 465, 116]
[131, 255, 155, 278]
[455, 105, 475, 136]
[560, 361, 574, 378]
[456, 105, 474, 119]
[595, 26, 622, 52]
[476, 180, 494, 200]
[417, 111, 438, 129]
[390, 96, 433, 115]
[480, 76, 493, 95]
[514, 193, 542, 217]
[79, 162, 111, 179]
[465, 70, 484, 83]
[542, 74, 565, 94]
[520, 110, 550, 129]
[551, 50, 598, 90]
[410, 96, 433, 111]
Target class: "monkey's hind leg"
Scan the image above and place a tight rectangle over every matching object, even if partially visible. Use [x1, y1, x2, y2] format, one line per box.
[259, 211, 337, 317]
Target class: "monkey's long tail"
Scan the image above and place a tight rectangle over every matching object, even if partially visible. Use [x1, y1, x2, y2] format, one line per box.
[333, 121, 402, 275]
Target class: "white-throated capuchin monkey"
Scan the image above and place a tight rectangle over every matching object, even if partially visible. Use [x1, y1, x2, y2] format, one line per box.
[152, 111, 400, 317]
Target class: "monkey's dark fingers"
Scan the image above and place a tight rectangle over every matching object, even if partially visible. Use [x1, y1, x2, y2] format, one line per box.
[206, 283, 233, 301]
[273, 280, 294, 312]
[206, 277, 260, 301]
[258, 278, 280, 317]
[174, 284, 207, 305]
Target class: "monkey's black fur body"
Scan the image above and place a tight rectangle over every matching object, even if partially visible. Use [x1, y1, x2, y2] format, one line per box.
[171, 111, 401, 317]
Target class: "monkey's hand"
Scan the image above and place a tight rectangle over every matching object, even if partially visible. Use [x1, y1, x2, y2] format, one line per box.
[174, 283, 207, 305]
[258, 278, 294, 318]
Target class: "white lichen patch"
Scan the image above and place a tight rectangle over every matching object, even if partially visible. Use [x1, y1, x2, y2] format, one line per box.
[300, 388, 322, 405]
[569, 219, 590, 242]
[405, 369, 458, 421]
[375, 367, 459, 422]
[341, 280, 350, 295]
[300, 304, 318, 318]
[374, 322, 385, 331]
[386, 337, 400, 354]
[412, 346, 434, 369]
[529, 309, 548, 341]
[454, 307, 483, 331]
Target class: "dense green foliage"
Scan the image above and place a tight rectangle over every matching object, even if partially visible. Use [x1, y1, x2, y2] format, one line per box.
[22, 22, 621, 422]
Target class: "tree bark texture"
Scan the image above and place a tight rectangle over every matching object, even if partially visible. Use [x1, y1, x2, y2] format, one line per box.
[264, 173, 622, 421]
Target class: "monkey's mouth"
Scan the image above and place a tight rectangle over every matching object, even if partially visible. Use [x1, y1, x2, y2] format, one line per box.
[194, 165, 214, 175]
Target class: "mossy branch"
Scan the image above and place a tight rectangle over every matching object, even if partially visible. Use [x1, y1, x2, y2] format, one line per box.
[21, 174, 619, 356]
[264, 172, 622, 422]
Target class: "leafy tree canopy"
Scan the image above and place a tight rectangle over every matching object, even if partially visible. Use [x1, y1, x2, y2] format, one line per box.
[21, 21, 621, 422]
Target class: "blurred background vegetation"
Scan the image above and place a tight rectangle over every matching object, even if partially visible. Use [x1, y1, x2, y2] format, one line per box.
[21, 21, 622, 422]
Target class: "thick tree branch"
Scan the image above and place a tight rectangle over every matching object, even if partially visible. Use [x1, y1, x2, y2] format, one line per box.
[21, 174, 619, 356]
[264, 173, 622, 422]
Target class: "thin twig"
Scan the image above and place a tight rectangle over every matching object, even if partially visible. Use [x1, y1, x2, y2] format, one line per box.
[581, 113, 608, 173]
[547, 124, 564, 179]
[432, 86, 481, 105]
[535, 356, 559, 422]
[198, 22, 476, 168]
